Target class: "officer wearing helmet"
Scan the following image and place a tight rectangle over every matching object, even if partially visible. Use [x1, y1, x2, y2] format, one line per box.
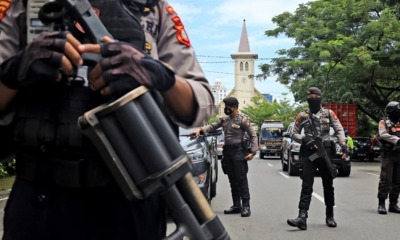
[287, 87, 347, 230]
[191, 97, 258, 217]
[376, 101, 400, 214]
[0, 0, 213, 239]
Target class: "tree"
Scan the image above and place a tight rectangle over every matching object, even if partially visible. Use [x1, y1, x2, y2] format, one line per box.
[259, 0, 400, 123]
[241, 96, 307, 129]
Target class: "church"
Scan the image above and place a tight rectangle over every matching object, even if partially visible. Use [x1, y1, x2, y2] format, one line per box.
[216, 19, 266, 116]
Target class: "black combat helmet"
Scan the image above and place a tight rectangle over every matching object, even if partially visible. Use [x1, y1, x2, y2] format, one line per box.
[223, 97, 239, 107]
[385, 101, 400, 122]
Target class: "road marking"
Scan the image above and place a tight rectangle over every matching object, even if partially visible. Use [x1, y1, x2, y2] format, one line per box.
[366, 173, 379, 177]
[267, 163, 273, 167]
[312, 192, 325, 203]
[0, 197, 8, 202]
[279, 172, 290, 178]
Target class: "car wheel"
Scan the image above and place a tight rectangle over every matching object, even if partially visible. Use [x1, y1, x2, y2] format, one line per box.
[211, 162, 217, 198]
[260, 153, 265, 159]
[282, 150, 288, 171]
[288, 153, 298, 176]
[339, 165, 351, 177]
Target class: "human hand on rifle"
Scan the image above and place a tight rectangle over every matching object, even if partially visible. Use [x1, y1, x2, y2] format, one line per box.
[0, 32, 82, 89]
[78, 36, 176, 98]
[302, 136, 319, 150]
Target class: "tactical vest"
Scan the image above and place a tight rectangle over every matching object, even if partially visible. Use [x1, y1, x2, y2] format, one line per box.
[379, 117, 400, 151]
[14, 0, 146, 151]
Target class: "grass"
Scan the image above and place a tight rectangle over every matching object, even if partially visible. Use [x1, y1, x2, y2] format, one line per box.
[0, 175, 15, 190]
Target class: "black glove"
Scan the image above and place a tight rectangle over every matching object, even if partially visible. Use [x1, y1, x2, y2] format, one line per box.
[302, 136, 315, 149]
[341, 144, 349, 155]
[99, 42, 176, 97]
[0, 32, 67, 89]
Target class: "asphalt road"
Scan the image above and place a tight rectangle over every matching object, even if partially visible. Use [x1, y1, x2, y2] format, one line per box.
[1, 156, 399, 240]
[173, 156, 399, 240]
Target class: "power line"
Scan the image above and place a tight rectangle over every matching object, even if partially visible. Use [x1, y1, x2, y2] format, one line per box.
[197, 55, 272, 61]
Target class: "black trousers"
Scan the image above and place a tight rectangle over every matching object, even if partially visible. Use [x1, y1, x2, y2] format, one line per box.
[222, 144, 250, 205]
[298, 147, 335, 211]
[377, 151, 400, 203]
[3, 178, 167, 240]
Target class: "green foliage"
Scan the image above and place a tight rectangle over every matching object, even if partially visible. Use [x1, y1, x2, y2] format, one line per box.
[241, 96, 307, 130]
[0, 159, 16, 178]
[207, 114, 219, 124]
[260, 0, 400, 128]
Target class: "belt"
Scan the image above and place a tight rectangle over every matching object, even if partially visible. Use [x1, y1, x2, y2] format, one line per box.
[223, 143, 243, 149]
[15, 151, 113, 188]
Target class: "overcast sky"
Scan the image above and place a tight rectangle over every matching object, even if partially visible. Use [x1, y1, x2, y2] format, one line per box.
[169, 0, 313, 103]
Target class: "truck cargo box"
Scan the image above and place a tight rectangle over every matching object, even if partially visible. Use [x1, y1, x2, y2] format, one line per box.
[322, 103, 357, 137]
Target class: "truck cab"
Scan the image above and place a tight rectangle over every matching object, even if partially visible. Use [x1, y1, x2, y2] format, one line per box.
[259, 120, 285, 159]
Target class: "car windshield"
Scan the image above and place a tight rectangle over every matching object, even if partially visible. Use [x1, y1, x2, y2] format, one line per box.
[261, 128, 283, 139]
[179, 127, 196, 136]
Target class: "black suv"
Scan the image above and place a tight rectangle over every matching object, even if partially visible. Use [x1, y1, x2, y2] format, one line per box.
[351, 137, 375, 162]
[179, 127, 221, 202]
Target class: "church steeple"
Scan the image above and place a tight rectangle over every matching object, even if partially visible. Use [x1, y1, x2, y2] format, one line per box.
[238, 19, 251, 52]
[229, 19, 258, 111]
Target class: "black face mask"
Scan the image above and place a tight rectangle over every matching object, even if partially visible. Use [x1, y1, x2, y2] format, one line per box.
[307, 98, 322, 113]
[224, 107, 233, 115]
[389, 111, 400, 123]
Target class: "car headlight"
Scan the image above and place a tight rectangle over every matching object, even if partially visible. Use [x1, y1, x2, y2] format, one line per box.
[188, 147, 206, 163]
[193, 171, 208, 184]
[291, 143, 301, 152]
[260, 145, 267, 150]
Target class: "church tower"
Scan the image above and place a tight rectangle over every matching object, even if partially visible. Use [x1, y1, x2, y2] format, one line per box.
[216, 19, 263, 116]
[231, 19, 258, 110]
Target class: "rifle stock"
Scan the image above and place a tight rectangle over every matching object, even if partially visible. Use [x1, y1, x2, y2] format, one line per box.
[45, 0, 231, 239]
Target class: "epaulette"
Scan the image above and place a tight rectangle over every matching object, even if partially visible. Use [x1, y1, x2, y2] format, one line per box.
[299, 110, 309, 117]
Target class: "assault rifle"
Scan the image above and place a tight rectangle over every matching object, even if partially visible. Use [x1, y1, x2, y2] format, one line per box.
[40, 0, 230, 239]
[308, 116, 338, 179]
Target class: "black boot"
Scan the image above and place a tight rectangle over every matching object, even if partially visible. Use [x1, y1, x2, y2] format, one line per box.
[388, 203, 400, 213]
[326, 207, 337, 228]
[224, 200, 242, 214]
[287, 209, 307, 230]
[377, 198, 387, 214]
[241, 200, 251, 217]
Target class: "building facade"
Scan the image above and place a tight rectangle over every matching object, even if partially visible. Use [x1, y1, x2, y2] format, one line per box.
[211, 78, 228, 107]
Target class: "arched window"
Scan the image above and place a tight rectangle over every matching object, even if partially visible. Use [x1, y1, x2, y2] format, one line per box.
[240, 62, 243, 71]
[245, 62, 249, 71]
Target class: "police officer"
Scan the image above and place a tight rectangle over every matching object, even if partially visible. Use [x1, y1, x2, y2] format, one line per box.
[287, 87, 348, 230]
[0, 0, 214, 239]
[376, 101, 400, 214]
[191, 97, 258, 217]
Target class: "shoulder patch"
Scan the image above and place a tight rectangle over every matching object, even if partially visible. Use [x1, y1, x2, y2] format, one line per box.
[295, 113, 305, 126]
[329, 109, 338, 120]
[165, 5, 191, 47]
[0, 0, 12, 21]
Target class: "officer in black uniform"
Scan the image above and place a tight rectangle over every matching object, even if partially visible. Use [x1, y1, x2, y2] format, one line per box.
[287, 87, 348, 230]
[0, 0, 214, 239]
[192, 97, 258, 217]
[376, 101, 400, 214]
